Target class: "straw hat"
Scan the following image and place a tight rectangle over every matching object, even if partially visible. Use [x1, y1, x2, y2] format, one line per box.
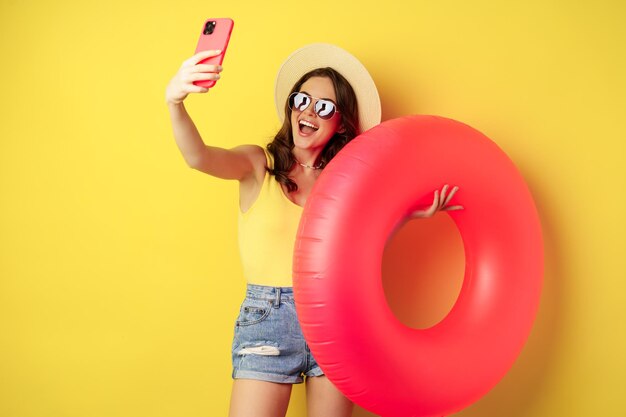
[274, 43, 381, 133]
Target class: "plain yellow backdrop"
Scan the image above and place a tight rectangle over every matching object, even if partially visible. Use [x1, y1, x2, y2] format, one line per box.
[1, 0, 624, 416]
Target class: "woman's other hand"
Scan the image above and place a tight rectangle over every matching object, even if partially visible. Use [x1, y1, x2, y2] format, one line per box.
[165, 50, 223, 105]
[410, 184, 464, 219]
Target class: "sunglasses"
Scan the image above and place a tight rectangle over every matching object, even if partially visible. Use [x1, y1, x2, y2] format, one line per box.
[288, 92, 340, 120]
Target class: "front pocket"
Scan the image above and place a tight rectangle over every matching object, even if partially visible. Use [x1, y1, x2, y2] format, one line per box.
[236, 300, 272, 327]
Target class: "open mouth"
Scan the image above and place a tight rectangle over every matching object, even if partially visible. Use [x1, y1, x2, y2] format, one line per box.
[298, 119, 319, 135]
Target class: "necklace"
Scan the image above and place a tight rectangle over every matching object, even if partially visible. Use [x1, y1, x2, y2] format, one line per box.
[294, 157, 323, 170]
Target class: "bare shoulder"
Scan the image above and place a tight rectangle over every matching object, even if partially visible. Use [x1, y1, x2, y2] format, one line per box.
[231, 144, 266, 163]
[233, 144, 267, 178]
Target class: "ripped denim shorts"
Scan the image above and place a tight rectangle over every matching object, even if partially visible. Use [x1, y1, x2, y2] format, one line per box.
[231, 284, 324, 384]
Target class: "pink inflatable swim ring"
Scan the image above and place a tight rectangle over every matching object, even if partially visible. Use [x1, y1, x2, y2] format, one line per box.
[293, 115, 543, 417]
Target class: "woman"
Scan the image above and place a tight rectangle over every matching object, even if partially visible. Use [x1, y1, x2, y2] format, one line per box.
[165, 43, 460, 417]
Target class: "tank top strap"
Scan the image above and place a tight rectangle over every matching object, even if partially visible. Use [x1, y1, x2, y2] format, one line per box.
[263, 147, 274, 170]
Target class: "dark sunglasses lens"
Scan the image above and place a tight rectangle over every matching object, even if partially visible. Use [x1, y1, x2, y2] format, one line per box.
[315, 100, 336, 119]
[289, 92, 311, 111]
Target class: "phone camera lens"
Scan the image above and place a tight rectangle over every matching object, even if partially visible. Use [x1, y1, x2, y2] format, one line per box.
[204, 21, 216, 35]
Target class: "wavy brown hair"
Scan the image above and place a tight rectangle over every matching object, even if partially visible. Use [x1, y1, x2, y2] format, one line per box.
[266, 67, 360, 192]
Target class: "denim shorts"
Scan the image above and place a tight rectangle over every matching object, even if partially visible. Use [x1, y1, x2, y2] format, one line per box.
[231, 284, 324, 384]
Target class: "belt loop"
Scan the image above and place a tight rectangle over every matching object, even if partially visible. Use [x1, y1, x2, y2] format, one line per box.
[273, 287, 281, 308]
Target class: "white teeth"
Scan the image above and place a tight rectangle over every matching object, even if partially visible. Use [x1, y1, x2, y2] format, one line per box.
[299, 120, 318, 130]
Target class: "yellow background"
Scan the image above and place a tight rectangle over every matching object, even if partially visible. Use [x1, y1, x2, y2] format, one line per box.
[1, 0, 625, 416]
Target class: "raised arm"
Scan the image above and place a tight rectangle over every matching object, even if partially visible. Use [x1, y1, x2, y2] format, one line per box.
[165, 50, 264, 181]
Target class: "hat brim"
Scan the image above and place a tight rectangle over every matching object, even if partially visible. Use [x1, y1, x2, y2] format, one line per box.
[274, 43, 381, 133]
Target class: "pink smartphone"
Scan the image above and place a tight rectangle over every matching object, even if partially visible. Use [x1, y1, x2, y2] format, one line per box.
[193, 18, 234, 89]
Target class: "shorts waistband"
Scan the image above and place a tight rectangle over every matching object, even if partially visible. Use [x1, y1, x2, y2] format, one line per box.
[245, 284, 294, 307]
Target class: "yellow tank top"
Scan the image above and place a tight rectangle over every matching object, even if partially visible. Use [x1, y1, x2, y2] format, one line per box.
[238, 148, 303, 287]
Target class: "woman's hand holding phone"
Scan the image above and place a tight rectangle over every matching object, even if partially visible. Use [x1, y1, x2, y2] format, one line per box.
[165, 50, 223, 105]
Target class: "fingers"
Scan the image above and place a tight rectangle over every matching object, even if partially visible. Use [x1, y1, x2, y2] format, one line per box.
[167, 52, 223, 103]
[180, 62, 222, 91]
[436, 185, 447, 210]
[410, 186, 462, 220]
[437, 184, 462, 211]
[432, 189, 439, 206]
[430, 190, 440, 213]
[442, 185, 459, 207]
[440, 184, 449, 199]
[187, 71, 221, 82]
[187, 84, 210, 94]
[184, 62, 223, 86]
[193, 63, 223, 73]
[186, 49, 223, 66]
[422, 190, 439, 217]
